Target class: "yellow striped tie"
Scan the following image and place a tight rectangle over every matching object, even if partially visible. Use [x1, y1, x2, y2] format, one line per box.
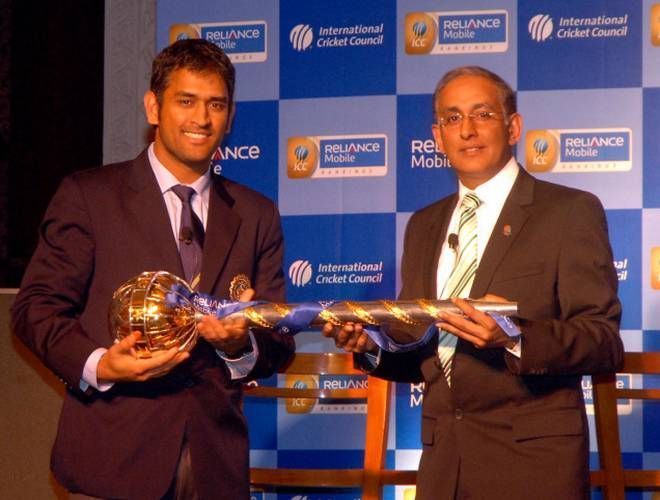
[438, 192, 481, 385]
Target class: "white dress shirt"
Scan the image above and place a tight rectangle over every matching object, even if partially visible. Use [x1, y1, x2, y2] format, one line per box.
[436, 157, 520, 295]
[436, 156, 521, 356]
[81, 145, 257, 391]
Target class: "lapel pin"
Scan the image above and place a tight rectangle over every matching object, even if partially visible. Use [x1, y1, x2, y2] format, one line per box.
[503, 224, 512, 237]
[229, 274, 251, 300]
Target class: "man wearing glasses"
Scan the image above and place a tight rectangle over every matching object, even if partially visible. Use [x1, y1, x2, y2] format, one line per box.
[324, 66, 622, 499]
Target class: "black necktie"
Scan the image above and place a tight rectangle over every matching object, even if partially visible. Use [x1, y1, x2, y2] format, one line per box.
[171, 185, 205, 289]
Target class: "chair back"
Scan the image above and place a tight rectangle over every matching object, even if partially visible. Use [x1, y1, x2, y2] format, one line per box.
[247, 352, 394, 500]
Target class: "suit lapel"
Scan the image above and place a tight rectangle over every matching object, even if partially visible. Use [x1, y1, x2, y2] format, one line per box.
[470, 167, 535, 298]
[198, 177, 241, 294]
[125, 151, 183, 276]
[423, 195, 457, 298]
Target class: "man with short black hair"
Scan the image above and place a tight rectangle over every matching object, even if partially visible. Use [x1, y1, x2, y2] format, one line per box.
[12, 39, 294, 499]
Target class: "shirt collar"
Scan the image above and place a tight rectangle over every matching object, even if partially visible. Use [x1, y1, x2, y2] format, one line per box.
[147, 143, 211, 196]
[457, 156, 519, 208]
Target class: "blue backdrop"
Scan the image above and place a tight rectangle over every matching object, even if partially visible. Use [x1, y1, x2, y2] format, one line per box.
[158, 1, 657, 498]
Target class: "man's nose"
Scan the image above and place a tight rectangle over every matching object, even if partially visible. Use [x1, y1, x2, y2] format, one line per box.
[459, 115, 477, 139]
[192, 103, 210, 125]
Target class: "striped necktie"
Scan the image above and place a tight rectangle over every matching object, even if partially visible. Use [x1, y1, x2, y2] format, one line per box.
[438, 192, 481, 385]
[171, 185, 205, 289]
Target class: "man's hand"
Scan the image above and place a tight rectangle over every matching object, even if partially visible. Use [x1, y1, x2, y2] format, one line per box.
[197, 288, 255, 356]
[97, 331, 190, 383]
[322, 322, 377, 354]
[436, 295, 517, 350]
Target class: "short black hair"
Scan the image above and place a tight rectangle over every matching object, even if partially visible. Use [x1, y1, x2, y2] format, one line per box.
[150, 38, 235, 106]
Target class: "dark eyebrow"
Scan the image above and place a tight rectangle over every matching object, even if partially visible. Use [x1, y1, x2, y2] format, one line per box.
[173, 92, 228, 103]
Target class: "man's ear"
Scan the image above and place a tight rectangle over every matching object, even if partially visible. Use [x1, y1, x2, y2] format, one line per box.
[225, 103, 236, 134]
[144, 90, 160, 126]
[507, 112, 523, 146]
[432, 123, 446, 154]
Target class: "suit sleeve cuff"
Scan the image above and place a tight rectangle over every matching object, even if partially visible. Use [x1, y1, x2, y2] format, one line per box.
[216, 330, 259, 379]
[80, 347, 114, 392]
[505, 336, 522, 358]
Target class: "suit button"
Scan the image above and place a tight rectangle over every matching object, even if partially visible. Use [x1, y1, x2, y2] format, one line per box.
[454, 409, 463, 420]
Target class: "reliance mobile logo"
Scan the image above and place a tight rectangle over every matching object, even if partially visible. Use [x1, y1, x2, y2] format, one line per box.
[525, 128, 631, 173]
[169, 21, 267, 63]
[285, 374, 368, 414]
[410, 139, 452, 169]
[583, 374, 632, 415]
[290, 24, 314, 51]
[287, 134, 387, 179]
[528, 14, 554, 42]
[289, 259, 313, 287]
[527, 12, 629, 43]
[211, 144, 261, 175]
[406, 10, 508, 55]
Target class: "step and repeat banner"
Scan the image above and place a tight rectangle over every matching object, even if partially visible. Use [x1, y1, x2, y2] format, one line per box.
[157, 1, 657, 498]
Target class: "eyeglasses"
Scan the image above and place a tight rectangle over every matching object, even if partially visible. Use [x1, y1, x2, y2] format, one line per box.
[437, 110, 507, 128]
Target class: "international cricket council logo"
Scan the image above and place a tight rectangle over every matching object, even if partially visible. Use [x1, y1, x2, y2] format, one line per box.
[285, 374, 319, 413]
[652, 4, 660, 46]
[652, 247, 660, 290]
[287, 137, 319, 178]
[169, 23, 201, 42]
[525, 129, 559, 172]
[405, 12, 437, 54]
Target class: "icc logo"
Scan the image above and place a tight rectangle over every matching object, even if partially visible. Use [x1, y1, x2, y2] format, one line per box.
[290, 24, 314, 51]
[652, 4, 660, 46]
[652, 247, 660, 290]
[533, 138, 549, 160]
[285, 375, 318, 413]
[403, 487, 417, 500]
[289, 259, 313, 287]
[525, 130, 559, 172]
[169, 24, 201, 44]
[528, 14, 553, 42]
[295, 145, 308, 164]
[404, 12, 436, 54]
[287, 137, 318, 178]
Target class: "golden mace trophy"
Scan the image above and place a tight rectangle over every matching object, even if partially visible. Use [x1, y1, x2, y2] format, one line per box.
[109, 271, 518, 357]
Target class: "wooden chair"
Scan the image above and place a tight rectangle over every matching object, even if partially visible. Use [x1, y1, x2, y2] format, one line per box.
[246, 352, 395, 500]
[590, 352, 660, 499]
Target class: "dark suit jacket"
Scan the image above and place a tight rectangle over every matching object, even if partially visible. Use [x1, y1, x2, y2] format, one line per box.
[359, 168, 622, 500]
[11, 150, 295, 500]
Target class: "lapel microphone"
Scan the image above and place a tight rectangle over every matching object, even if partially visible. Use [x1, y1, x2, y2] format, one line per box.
[448, 233, 459, 251]
[179, 227, 193, 245]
